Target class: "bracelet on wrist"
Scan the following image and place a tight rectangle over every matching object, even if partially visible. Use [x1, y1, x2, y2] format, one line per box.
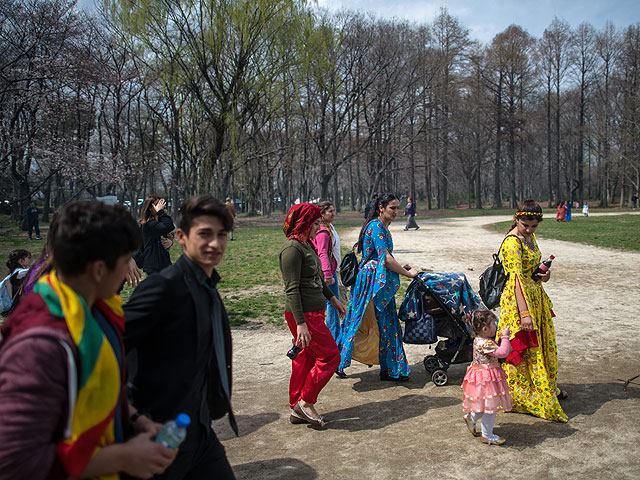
[519, 310, 531, 319]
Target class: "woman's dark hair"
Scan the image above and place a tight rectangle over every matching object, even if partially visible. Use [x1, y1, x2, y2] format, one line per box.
[177, 195, 234, 235]
[508, 198, 543, 232]
[357, 192, 398, 253]
[6, 249, 31, 273]
[139, 195, 161, 224]
[465, 309, 497, 337]
[53, 201, 141, 276]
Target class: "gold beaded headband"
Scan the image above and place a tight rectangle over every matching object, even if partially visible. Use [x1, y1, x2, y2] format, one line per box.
[515, 211, 543, 217]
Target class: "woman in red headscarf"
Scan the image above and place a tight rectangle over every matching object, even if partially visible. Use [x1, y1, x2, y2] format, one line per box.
[279, 202, 346, 428]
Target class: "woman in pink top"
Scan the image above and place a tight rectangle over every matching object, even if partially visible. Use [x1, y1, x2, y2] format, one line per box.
[312, 201, 341, 340]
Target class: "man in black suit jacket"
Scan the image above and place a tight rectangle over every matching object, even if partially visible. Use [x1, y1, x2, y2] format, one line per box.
[124, 195, 236, 480]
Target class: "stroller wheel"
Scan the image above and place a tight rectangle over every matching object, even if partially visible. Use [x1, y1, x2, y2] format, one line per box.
[423, 355, 441, 373]
[432, 369, 448, 386]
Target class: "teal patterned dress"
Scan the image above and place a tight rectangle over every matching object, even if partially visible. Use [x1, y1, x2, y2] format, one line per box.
[337, 220, 410, 378]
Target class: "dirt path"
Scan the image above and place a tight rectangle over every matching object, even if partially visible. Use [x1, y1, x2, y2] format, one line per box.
[215, 213, 640, 479]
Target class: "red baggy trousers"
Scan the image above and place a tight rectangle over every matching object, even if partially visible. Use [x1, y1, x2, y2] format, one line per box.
[285, 310, 340, 408]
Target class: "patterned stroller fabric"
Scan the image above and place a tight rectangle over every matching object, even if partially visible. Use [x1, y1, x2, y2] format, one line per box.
[398, 272, 484, 344]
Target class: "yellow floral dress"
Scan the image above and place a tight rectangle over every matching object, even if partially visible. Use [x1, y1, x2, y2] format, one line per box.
[499, 234, 568, 423]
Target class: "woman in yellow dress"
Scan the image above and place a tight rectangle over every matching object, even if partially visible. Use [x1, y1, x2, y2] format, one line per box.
[499, 199, 568, 422]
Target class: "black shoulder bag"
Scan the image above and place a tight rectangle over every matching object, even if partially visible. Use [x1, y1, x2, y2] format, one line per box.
[478, 234, 521, 310]
[132, 224, 145, 268]
[339, 243, 376, 287]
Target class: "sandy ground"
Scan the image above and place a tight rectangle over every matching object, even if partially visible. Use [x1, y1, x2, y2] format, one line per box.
[214, 213, 640, 479]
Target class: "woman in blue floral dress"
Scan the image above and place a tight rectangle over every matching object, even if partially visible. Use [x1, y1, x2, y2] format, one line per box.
[337, 193, 418, 381]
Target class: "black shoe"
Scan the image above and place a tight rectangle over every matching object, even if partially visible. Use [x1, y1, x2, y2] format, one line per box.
[335, 370, 347, 379]
[380, 371, 409, 382]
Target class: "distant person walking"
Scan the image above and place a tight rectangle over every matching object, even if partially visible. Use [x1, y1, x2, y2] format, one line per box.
[555, 201, 566, 222]
[632, 194, 638, 209]
[225, 198, 237, 240]
[564, 201, 572, 222]
[25, 201, 41, 240]
[582, 203, 589, 217]
[403, 196, 420, 231]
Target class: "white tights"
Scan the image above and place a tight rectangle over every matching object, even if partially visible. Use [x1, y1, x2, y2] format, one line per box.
[470, 411, 496, 438]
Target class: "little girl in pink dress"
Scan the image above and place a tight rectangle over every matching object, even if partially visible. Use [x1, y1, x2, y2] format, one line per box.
[462, 310, 513, 445]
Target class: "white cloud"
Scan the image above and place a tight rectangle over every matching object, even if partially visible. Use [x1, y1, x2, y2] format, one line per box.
[313, 0, 639, 44]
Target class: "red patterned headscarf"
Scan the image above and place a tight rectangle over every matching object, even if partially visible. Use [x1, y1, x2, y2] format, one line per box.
[283, 203, 321, 242]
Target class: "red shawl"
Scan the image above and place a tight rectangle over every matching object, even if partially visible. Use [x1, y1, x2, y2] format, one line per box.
[283, 203, 321, 242]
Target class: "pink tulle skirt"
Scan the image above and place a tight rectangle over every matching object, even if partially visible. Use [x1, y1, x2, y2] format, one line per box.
[462, 363, 513, 414]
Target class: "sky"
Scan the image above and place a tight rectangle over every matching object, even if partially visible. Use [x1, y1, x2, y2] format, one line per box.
[314, 0, 640, 44]
[77, 0, 639, 44]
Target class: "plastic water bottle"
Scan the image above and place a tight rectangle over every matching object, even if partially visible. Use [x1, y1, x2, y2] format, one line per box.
[155, 413, 191, 448]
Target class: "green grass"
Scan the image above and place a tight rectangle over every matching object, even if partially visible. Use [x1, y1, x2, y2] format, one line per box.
[487, 214, 640, 251]
[0, 216, 18, 229]
[0, 227, 45, 273]
[213, 226, 285, 325]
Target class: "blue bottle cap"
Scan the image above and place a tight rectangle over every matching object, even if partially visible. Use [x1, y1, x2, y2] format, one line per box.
[175, 413, 191, 428]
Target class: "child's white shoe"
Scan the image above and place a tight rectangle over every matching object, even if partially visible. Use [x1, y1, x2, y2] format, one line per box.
[480, 434, 506, 446]
[463, 414, 478, 437]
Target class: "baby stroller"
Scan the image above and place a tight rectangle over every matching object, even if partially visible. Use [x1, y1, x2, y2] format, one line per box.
[398, 272, 484, 386]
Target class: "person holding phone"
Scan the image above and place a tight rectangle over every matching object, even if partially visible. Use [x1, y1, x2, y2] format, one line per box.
[139, 195, 175, 275]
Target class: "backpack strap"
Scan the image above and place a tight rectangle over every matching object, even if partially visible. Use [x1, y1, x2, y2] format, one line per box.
[497, 234, 522, 256]
[353, 239, 377, 266]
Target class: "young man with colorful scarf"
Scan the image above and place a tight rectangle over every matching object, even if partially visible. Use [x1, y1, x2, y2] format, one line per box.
[123, 195, 237, 479]
[0, 201, 177, 480]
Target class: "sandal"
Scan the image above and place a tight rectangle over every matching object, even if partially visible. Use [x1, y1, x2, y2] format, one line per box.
[557, 389, 569, 400]
[463, 414, 479, 437]
[480, 435, 506, 446]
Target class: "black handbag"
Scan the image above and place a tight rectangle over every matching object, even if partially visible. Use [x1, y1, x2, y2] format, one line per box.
[404, 315, 437, 344]
[339, 243, 375, 287]
[478, 234, 521, 310]
[132, 224, 145, 268]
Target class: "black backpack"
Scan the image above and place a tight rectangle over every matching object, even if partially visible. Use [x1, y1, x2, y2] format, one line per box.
[340, 243, 376, 287]
[478, 235, 521, 309]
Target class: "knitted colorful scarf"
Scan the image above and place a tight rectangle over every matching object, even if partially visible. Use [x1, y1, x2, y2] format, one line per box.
[34, 271, 123, 480]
